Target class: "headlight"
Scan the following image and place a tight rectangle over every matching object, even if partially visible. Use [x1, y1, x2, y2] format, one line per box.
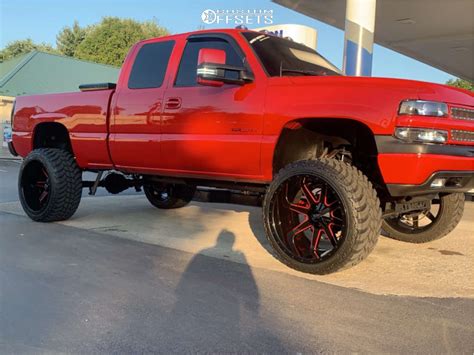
[399, 100, 448, 117]
[395, 127, 448, 144]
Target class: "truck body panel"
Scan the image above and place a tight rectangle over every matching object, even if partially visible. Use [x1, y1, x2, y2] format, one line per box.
[10, 28, 474, 193]
[13, 89, 115, 168]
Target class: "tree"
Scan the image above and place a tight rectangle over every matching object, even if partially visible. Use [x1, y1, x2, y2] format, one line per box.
[56, 21, 89, 57]
[75, 17, 169, 66]
[446, 78, 473, 92]
[0, 39, 58, 62]
[140, 18, 169, 39]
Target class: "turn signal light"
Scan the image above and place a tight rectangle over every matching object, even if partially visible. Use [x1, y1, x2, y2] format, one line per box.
[394, 127, 448, 144]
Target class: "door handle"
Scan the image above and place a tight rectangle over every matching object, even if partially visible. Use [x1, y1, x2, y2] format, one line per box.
[165, 97, 182, 109]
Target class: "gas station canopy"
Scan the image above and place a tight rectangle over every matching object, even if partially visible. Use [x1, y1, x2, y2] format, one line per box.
[273, 0, 474, 81]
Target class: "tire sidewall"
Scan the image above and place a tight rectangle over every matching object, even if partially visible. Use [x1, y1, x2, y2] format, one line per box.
[18, 148, 82, 222]
[19, 150, 62, 221]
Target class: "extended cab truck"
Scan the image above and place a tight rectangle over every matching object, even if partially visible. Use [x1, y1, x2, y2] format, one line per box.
[9, 29, 474, 274]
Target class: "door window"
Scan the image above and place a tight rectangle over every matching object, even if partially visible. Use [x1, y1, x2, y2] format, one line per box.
[175, 38, 243, 87]
[128, 41, 175, 89]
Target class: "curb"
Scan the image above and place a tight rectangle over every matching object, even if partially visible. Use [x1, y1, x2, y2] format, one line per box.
[0, 157, 22, 161]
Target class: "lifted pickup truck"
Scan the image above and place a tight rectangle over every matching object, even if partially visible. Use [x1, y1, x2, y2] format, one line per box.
[10, 29, 474, 274]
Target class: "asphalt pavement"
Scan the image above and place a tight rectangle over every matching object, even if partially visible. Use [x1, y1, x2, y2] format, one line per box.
[1, 158, 473, 353]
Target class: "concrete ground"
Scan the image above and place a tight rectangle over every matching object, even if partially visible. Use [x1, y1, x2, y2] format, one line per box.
[1, 159, 473, 352]
[0, 146, 18, 160]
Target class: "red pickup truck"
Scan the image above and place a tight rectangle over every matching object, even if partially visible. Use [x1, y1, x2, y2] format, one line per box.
[9, 29, 474, 274]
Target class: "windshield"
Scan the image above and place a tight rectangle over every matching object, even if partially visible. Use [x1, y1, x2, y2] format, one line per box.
[242, 32, 343, 77]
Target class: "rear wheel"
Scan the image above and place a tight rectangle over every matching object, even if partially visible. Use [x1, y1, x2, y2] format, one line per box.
[144, 183, 196, 209]
[382, 193, 465, 243]
[18, 148, 82, 222]
[263, 159, 382, 274]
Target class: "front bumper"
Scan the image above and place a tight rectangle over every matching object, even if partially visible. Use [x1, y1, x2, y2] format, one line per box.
[386, 171, 474, 196]
[375, 135, 474, 196]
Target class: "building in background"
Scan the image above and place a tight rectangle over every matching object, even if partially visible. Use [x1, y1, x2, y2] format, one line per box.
[273, 0, 473, 81]
[253, 24, 318, 50]
[0, 51, 119, 150]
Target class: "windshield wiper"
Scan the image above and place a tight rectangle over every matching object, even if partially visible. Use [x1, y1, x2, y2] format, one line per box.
[280, 68, 319, 76]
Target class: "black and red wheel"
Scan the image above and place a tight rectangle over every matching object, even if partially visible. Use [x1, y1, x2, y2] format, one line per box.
[263, 159, 381, 274]
[144, 183, 196, 209]
[19, 148, 82, 222]
[382, 193, 465, 243]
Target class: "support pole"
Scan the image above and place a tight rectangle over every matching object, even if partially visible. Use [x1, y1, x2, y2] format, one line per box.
[343, 0, 376, 76]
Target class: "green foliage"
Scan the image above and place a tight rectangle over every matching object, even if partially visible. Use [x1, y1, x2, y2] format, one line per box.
[0, 39, 58, 62]
[446, 78, 474, 92]
[74, 17, 169, 66]
[1, 17, 169, 66]
[140, 18, 169, 39]
[56, 21, 90, 57]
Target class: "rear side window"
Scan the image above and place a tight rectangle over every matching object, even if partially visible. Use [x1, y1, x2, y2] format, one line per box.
[175, 38, 243, 87]
[128, 41, 175, 89]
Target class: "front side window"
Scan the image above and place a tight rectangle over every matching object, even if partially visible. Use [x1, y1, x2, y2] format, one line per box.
[128, 41, 175, 89]
[175, 37, 244, 87]
[242, 32, 342, 77]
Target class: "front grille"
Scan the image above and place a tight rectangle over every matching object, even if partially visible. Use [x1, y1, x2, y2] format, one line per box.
[451, 130, 474, 143]
[451, 107, 474, 121]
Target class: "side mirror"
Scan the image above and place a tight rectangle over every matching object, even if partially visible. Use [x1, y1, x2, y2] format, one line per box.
[196, 48, 254, 86]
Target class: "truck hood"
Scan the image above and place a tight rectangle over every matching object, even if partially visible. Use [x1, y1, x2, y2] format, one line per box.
[281, 76, 474, 107]
[264, 75, 473, 135]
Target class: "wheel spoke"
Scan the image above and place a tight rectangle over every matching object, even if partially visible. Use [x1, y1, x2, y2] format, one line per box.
[322, 215, 343, 228]
[321, 220, 338, 247]
[412, 216, 419, 228]
[301, 178, 320, 204]
[322, 184, 337, 207]
[39, 190, 48, 203]
[289, 201, 310, 215]
[286, 218, 312, 257]
[426, 212, 436, 222]
[310, 228, 324, 259]
[282, 182, 298, 207]
[287, 217, 312, 238]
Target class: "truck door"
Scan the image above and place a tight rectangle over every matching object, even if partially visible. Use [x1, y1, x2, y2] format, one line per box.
[109, 40, 175, 170]
[160, 34, 265, 179]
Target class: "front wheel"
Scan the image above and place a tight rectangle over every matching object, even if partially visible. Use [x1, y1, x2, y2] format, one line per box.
[263, 159, 382, 275]
[144, 183, 196, 209]
[382, 193, 465, 243]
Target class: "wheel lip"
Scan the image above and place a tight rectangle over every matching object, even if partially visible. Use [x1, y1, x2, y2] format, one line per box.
[19, 157, 53, 216]
[266, 170, 350, 265]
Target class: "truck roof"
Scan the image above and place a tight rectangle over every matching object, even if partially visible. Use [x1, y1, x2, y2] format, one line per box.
[136, 28, 257, 46]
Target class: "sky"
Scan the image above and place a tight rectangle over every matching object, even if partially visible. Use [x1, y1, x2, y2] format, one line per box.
[0, 0, 456, 84]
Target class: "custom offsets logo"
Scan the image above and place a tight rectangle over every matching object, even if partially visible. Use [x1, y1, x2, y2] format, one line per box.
[201, 9, 273, 25]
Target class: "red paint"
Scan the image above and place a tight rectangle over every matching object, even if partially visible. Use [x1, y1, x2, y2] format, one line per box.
[197, 48, 226, 87]
[11, 29, 474, 190]
[378, 154, 474, 184]
[13, 89, 114, 168]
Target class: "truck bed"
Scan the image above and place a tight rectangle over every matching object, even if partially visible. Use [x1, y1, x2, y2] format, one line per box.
[12, 89, 115, 168]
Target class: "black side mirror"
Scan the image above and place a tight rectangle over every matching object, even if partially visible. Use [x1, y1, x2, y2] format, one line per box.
[197, 62, 254, 86]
